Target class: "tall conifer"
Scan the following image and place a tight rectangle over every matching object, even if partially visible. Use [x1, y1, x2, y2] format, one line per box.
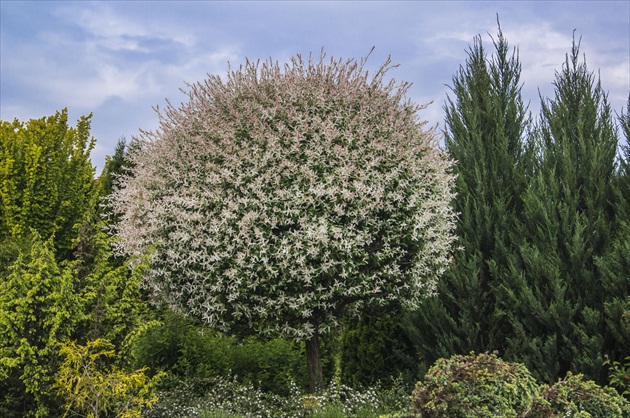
[407, 22, 531, 364]
[505, 38, 623, 384]
[596, 99, 630, 384]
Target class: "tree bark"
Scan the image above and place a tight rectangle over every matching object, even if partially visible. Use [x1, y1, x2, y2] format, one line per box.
[306, 331, 323, 393]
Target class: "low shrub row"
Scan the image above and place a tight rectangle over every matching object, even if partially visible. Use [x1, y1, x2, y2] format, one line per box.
[144, 376, 410, 418]
[142, 352, 629, 417]
[132, 309, 309, 395]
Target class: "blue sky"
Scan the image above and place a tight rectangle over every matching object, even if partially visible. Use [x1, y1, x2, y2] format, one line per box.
[1, 1, 629, 172]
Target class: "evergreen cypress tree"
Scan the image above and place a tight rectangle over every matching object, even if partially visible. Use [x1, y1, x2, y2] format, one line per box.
[596, 99, 630, 384]
[505, 37, 622, 384]
[98, 137, 128, 200]
[406, 22, 531, 365]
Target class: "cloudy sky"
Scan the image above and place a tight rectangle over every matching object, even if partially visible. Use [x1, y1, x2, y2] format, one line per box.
[1, 1, 628, 172]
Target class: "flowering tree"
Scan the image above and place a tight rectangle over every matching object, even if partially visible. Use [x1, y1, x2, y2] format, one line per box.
[109, 52, 457, 391]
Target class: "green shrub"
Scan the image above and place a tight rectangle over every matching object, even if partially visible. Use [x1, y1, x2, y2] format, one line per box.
[131, 309, 307, 395]
[605, 355, 630, 399]
[55, 339, 163, 418]
[227, 335, 308, 394]
[529, 372, 630, 417]
[604, 297, 630, 398]
[340, 306, 419, 389]
[410, 352, 539, 417]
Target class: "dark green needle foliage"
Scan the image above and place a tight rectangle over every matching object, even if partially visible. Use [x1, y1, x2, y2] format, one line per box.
[406, 21, 532, 367]
[504, 36, 626, 384]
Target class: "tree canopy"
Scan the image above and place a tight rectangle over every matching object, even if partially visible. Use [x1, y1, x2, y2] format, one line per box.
[109, 52, 458, 390]
[0, 109, 97, 260]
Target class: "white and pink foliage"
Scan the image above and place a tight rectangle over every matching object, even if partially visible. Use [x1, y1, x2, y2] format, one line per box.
[110, 52, 457, 340]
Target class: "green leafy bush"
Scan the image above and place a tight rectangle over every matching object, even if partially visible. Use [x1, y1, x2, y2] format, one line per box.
[604, 297, 630, 398]
[605, 355, 630, 398]
[529, 372, 630, 417]
[410, 352, 539, 417]
[132, 310, 307, 394]
[407, 352, 630, 418]
[54, 339, 163, 418]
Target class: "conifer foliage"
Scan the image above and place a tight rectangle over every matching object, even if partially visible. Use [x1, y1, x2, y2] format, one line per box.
[505, 37, 626, 384]
[109, 52, 458, 391]
[407, 26, 629, 388]
[407, 23, 531, 365]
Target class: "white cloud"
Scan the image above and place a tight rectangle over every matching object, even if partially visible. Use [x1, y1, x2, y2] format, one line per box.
[512, 23, 628, 113]
[504, 23, 574, 91]
[604, 62, 630, 109]
[4, 3, 241, 112]
[63, 3, 195, 52]
[2, 0, 627, 172]
[58, 64, 154, 108]
[165, 48, 242, 86]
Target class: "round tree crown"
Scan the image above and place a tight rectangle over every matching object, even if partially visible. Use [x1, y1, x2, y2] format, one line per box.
[110, 51, 457, 339]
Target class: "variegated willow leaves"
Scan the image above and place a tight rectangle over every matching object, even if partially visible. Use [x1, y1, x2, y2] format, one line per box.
[109, 52, 457, 340]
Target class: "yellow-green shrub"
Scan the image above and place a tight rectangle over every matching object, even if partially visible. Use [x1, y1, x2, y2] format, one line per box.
[55, 339, 163, 418]
[529, 372, 629, 417]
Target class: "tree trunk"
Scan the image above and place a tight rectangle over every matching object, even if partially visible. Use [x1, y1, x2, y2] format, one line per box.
[306, 332, 323, 393]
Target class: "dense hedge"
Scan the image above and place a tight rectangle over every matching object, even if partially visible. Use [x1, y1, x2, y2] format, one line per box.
[131, 310, 308, 395]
